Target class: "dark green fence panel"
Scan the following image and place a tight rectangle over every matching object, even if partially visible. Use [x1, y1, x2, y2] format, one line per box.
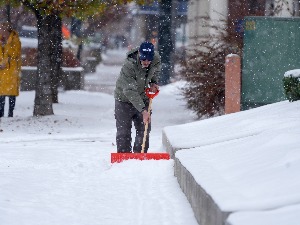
[242, 16, 300, 110]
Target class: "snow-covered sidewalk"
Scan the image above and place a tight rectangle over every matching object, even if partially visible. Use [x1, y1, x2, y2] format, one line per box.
[0, 80, 198, 225]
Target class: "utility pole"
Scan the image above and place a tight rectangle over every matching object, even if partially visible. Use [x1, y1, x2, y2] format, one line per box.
[158, 0, 176, 85]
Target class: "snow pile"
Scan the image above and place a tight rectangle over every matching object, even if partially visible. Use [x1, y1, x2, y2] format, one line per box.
[284, 69, 300, 78]
[164, 100, 300, 225]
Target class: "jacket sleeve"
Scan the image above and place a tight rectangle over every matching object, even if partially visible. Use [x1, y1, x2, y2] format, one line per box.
[119, 63, 146, 112]
[12, 33, 22, 73]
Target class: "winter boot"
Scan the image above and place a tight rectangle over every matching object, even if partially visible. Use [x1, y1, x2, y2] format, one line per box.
[8, 96, 16, 117]
[8, 110, 13, 117]
[0, 96, 5, 118]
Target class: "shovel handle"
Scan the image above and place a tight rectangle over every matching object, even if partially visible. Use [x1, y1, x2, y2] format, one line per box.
[141, 88, 159, 153]
[141, 98, 153, 153]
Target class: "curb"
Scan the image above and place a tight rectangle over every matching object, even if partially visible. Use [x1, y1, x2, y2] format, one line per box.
[163, 130, 231, 225]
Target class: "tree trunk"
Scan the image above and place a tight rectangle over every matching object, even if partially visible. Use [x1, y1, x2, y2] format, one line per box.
[33, 14, 55, 116]
[51, 16, 62, 104]
[6, 4, 11, 23]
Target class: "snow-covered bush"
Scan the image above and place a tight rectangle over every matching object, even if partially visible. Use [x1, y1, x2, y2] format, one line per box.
[283, 69, 300, 102]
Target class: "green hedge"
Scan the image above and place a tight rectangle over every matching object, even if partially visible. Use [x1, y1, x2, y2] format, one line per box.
[283, 75, 300, 102]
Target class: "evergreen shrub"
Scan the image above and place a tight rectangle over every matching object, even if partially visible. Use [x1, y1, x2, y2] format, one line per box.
[283, 75, 300, 102]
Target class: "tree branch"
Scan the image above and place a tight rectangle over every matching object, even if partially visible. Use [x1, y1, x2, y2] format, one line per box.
[18, 0, 40, 17]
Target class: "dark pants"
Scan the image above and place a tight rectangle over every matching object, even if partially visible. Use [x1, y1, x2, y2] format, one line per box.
[0, 96, 16, 117]
[115, 100, 151, 153]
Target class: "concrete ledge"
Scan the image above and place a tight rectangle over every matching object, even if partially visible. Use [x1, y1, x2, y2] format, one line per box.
[174, 156, 230, 225]
[20, 68, 37, 91]
[162, 129, 181, 159]
[20, 66, 84, 91]
[62, 68, 84, 90]
[163, 129, 231, 225]
[83, 57, 98, 73]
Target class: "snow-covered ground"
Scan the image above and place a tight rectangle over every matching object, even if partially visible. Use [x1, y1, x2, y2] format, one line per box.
[0, 50, 198, 225]
[1, 48, 299, 225]
[164, 99, 300, 225]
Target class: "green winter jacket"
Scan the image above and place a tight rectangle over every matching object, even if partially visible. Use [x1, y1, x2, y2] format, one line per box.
[114, 47, 161, 112]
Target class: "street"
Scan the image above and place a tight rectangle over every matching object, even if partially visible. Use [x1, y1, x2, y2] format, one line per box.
[84, 48, 127, 94]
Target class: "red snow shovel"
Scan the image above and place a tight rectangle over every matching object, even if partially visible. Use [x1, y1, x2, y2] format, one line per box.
[111, 88, 170, 163]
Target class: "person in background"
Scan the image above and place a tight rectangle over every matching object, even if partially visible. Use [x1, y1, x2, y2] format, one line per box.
[0, 22, 21, 118]
[114, 41, 161, 153]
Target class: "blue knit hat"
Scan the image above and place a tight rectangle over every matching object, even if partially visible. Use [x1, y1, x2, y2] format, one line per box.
[139, 41, 154, 61]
